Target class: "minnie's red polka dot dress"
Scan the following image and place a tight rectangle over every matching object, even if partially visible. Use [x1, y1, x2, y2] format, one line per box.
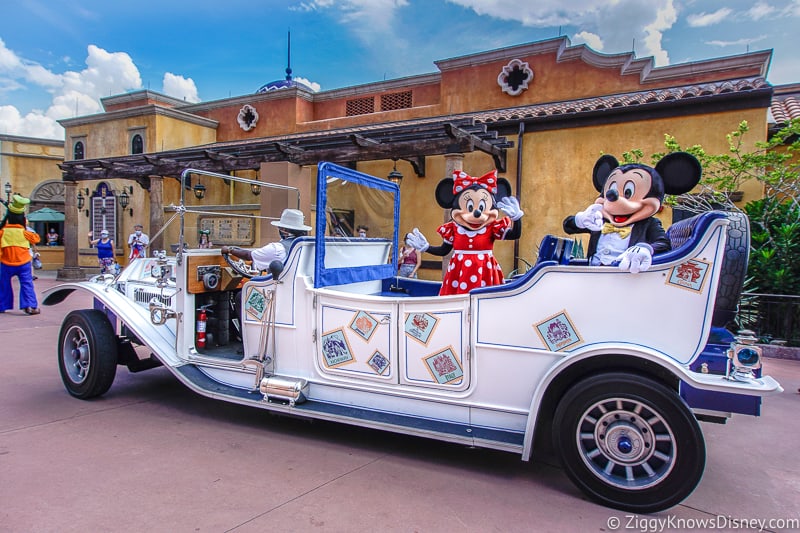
[437, 218, 512, 295]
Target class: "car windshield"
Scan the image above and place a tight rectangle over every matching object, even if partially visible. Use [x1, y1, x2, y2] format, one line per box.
[313, 162, 400, 288]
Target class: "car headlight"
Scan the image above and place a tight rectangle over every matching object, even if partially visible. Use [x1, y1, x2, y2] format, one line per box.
[734, 346, 761, 368]
[726, 329, 762, 381]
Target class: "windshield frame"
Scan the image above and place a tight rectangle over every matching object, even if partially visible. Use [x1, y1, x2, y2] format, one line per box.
[313, 162, 400, 288]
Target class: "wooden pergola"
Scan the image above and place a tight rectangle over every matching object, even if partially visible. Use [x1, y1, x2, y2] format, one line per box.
[56, 116, 512, 279]
[59, 117, 512, 185]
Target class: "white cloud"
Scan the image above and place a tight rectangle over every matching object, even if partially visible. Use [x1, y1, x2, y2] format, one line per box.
[163, 72, 200, 103]
[0, 42, 146, 139]
[294, 76, 321, 92]
[0, 105, 63, 139]
[706, 35, 767, 48]
[686, 8, 732, 27]
[573, 31, 604, 51]
[746, 2, 776, 20]
[448, 0, 677, 66]
[782, 0, 800, 17]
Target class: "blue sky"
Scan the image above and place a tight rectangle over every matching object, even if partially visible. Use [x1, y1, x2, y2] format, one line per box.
[1, 0, 798, 140]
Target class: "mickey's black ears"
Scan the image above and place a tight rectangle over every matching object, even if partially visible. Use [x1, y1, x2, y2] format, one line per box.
[655, 152, 702, 195]
[592, 155, 619, 192]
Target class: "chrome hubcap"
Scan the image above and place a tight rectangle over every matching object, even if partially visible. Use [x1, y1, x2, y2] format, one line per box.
[576, 398, 676, 490]
[63, 325, 90, 384]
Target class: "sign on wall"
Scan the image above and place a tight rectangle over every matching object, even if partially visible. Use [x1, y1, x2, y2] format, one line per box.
[198, 216, 255, 246]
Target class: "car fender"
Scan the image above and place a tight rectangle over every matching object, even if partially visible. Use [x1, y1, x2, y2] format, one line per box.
[43, 282, 179, 366]
[520, 344, 783, 461]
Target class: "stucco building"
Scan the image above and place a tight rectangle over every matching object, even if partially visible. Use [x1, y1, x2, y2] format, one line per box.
[5, 37, 788, 279]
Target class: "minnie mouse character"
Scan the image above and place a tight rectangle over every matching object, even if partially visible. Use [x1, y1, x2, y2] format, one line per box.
[409, 169, 523, 295]
[563, 152, 701, 273]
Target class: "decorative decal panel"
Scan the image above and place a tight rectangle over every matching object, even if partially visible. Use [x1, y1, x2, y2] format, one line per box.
[667, 259, 712, 293]
[320, 328, 356, 368]
[423, 346, 464, 385]
[404, 312, 439, 346]
[244, 286, 267, 321]
[350, 311, 379, 342]
[534, 310, 583, 352]
[319, 303, 394, 381]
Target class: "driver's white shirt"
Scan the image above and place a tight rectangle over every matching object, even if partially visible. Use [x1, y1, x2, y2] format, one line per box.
[250, 242, 287, 271]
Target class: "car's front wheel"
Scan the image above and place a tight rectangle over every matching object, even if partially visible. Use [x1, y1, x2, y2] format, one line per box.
[58, 310, 118, 399]
[552, 372, 705, 513]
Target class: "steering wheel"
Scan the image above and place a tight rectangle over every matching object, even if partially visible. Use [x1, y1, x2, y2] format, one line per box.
[222, 251, 263, 278]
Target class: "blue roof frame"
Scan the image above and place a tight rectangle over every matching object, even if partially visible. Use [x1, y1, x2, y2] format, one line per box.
[314, 162, 400, 288]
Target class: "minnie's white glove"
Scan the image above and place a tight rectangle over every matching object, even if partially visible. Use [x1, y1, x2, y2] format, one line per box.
[407, 228, 430, 252]
[574, 203, 604, 231]
[616, 244, 653, 274]
[497, 196, 524, 221]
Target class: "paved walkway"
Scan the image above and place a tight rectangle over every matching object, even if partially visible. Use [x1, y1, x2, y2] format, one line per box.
[1, 274, 798, 532]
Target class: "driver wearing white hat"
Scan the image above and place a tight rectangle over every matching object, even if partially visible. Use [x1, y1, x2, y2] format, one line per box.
[221, 208, 311, 271]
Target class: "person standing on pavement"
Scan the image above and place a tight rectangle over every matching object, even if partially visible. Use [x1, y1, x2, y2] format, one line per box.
[127, 224, 149, 259]
[89, 229, 115, 274]
[0, 195, 41, 315]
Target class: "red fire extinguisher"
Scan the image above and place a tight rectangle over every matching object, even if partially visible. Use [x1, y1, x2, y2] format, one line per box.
[196, 306, 208, 348]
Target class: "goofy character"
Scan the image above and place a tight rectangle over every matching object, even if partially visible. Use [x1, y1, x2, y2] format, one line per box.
[563, 152, 701, 273]
[409, 169, 523, 295]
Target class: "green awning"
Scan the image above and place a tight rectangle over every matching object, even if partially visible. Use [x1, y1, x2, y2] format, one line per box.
[26, 207, 65, 222]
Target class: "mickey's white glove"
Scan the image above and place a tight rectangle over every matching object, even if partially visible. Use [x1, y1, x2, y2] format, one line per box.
[497, 196, 524, 221]
[407, 228, 430, 252]
[574, 203, 604, 231]
[616, 244, 653, 274]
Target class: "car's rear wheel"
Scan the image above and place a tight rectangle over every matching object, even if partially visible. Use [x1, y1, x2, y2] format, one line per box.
[552, 372, 705, 513]
[58, 310, 118, 399]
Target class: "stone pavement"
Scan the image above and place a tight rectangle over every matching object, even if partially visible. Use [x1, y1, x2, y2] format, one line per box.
[1, 273, 798, 532]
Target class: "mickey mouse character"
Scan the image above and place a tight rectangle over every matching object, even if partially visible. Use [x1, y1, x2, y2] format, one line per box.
[409, 169, 523, 295]
[563, 152, 701, 273]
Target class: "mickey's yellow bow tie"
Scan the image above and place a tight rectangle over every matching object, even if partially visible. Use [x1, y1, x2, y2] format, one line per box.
[601, 223, 632, 239]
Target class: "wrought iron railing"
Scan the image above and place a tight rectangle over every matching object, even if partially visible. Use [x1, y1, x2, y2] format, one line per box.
[736, 293, 800, 346]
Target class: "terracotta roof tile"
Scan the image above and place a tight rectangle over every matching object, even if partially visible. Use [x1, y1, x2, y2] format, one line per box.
[771, 95, 800, 124]
[473, 77, 771, 124]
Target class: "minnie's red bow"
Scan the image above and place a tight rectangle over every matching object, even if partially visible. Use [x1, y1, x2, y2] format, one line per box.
[453, 170, 498, 195]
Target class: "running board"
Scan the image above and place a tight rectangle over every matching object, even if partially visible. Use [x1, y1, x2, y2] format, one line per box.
[174, 364, 524, 453]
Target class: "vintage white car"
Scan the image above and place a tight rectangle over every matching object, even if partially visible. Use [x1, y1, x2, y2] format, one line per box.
[44, 163, 782, 513]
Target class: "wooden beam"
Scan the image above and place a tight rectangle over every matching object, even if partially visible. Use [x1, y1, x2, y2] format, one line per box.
[274, 142, 304, 155]
[204, 150, 237, 161]
[401, 155, 426, 177]
[349, 133, 380, 147]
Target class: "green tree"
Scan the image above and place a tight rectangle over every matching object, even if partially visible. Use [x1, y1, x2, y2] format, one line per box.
[628, 119, 800, 294]
[625, 118, 800, 342]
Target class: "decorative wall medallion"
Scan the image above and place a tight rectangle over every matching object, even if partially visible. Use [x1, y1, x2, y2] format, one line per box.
[497, 58, 534, 96]
[237, 104, 259, 131]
